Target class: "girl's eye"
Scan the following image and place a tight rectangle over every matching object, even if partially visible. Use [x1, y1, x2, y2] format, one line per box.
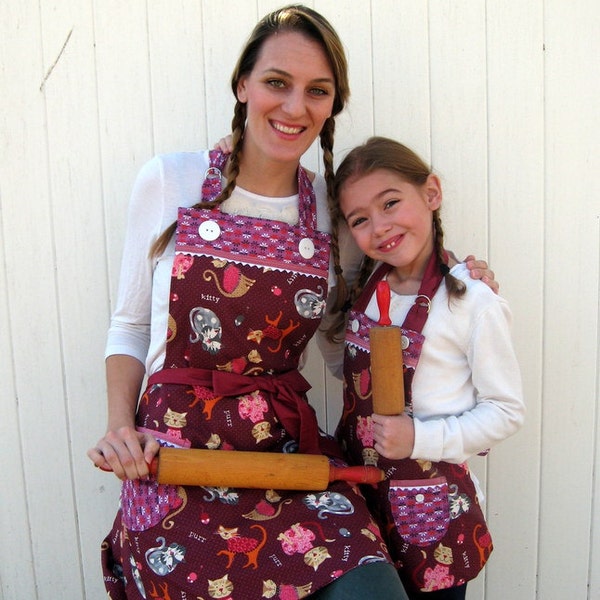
[349, 216, 366, 228]
[384, 198, 400, 210]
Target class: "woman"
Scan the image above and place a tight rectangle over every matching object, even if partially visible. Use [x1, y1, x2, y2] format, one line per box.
[89, 6, 407, 599]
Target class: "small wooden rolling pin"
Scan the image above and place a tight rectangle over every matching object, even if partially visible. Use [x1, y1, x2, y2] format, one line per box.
[146, 448, 384, 490]
[369, 280, 405, 415]
[100, 451, 385, 490]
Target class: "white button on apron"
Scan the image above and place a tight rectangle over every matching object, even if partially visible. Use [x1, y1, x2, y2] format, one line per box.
[351, 319, 360, 333]
[298, 237, 315, 259]
[198, 220, 221, 241]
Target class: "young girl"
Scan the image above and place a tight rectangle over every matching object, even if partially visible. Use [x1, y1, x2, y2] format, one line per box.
[326, 137, 525, 599]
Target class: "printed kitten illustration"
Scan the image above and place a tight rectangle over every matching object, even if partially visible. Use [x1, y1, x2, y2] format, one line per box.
[207, 574, 234, 599]
[216, 524, 267, 569]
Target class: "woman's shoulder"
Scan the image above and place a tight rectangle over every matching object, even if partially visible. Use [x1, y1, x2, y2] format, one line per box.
[149, 149, 210, 179]
[133, 150, 210, 208]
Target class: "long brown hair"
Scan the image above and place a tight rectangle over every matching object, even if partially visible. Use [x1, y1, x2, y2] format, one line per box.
[150, 4, 350, 258]
[326, 136, 466, 341]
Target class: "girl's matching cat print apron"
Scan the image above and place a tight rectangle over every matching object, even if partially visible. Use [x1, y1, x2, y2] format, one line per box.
[337, 259, 493, 596]
[101, 151, 391, 599]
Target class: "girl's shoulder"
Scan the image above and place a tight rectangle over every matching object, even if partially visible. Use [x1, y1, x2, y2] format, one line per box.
[447, 263, 511, 312]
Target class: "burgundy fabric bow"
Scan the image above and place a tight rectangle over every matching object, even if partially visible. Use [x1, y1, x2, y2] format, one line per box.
[148, 367, 321, 454]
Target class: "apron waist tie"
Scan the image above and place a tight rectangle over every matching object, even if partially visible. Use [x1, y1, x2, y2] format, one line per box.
[148, 367, 322, 455]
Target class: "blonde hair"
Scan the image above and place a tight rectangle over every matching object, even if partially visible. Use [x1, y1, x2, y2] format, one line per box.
[150, 5, 349, 258]
[325, 136, 465, 342]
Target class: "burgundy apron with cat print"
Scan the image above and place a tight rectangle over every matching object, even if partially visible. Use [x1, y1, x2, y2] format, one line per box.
[101, 151, 392, 600]
[337, 261, 493, 595]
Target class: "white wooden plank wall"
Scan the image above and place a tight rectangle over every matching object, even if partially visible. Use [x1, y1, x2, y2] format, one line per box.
[1, 1, 598, 599]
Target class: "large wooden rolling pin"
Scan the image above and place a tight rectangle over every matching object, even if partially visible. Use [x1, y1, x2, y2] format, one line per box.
[369, 280, 405, 415]
[143, 448, 384, 490]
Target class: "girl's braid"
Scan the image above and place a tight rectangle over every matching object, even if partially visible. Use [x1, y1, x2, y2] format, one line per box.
[433, 210, 465, 298]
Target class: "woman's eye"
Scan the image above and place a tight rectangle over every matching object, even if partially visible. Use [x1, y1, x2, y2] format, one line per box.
[309, 87, 328, 96]
[267, 79, 285, 88]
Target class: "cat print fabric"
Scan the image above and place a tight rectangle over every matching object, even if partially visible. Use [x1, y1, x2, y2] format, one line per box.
[101, 161, 392, 599]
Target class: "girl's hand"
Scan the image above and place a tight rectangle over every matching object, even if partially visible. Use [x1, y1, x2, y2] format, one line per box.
[214, 135, 233, 153]
[371, 413, 415, 460]
[87, 427, 159, 481]
[463, 254, 498, 294]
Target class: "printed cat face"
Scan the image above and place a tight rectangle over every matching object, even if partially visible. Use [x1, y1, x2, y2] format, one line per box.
[207, 574, 234, 598]
[303, 545, 330, 570]
[164, 407, 187, 428]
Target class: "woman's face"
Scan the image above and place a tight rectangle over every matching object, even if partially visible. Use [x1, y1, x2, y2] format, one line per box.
[236, 31, 336, 165]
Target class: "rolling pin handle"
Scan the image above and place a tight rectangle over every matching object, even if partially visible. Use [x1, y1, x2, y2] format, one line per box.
[149, 455, 159, 477]
[376, 281, 392, 325]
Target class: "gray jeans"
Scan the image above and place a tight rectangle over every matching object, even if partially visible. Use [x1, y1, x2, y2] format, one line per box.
[310, 562, 408, 600]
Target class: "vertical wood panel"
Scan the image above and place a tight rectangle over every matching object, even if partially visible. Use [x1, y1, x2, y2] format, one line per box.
[317, 0, 374, 166]
[540, 1, 600, 597]
[429, 1, 489, 260]
[0, 0, 37, 594]
[485, 2, 544, 598]
[201, 0, 255, 159]
[372, 0, 431, 157]
[0, 0, 83, 596]
[38, 2, 123, 598]
[93, 0, 154, 299]
[148, 1, 207, 153]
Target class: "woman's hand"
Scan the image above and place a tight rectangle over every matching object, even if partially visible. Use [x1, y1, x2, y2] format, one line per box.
[447, 252, 497, 293]
[88, 354, 157, 480]
[214, 135, 233, 154]
[371, 413, 415, 460]
[88, 427, 159, 481]
[464, 254, 498, 294]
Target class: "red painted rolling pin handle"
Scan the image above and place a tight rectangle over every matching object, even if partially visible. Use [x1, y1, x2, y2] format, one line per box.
[329, 464, 385, 485]
[149, 456, 159, 476]
[376, 280, 392, 325]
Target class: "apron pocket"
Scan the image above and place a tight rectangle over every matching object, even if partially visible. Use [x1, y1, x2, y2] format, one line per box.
[388, 477, 450, 547]
[120, 478, 183, 532]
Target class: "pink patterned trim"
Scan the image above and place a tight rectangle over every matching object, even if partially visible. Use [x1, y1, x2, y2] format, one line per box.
[175, 208, 330, 278]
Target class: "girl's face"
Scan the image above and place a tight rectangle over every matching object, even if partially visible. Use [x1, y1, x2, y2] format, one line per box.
[340, 169, 442, 281]
[236, 31, 336, 165]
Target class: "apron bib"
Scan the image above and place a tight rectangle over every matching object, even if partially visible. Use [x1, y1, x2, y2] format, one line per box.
[102, 151, 392, 599]
[337, 260, 493, 594]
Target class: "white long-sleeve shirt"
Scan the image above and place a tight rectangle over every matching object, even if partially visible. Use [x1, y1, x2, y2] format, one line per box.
[342, 263, 525, 465]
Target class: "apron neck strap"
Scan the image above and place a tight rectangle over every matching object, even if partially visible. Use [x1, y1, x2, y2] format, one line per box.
[354, 250, 448, 335]
[200, 151, 317, 231]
